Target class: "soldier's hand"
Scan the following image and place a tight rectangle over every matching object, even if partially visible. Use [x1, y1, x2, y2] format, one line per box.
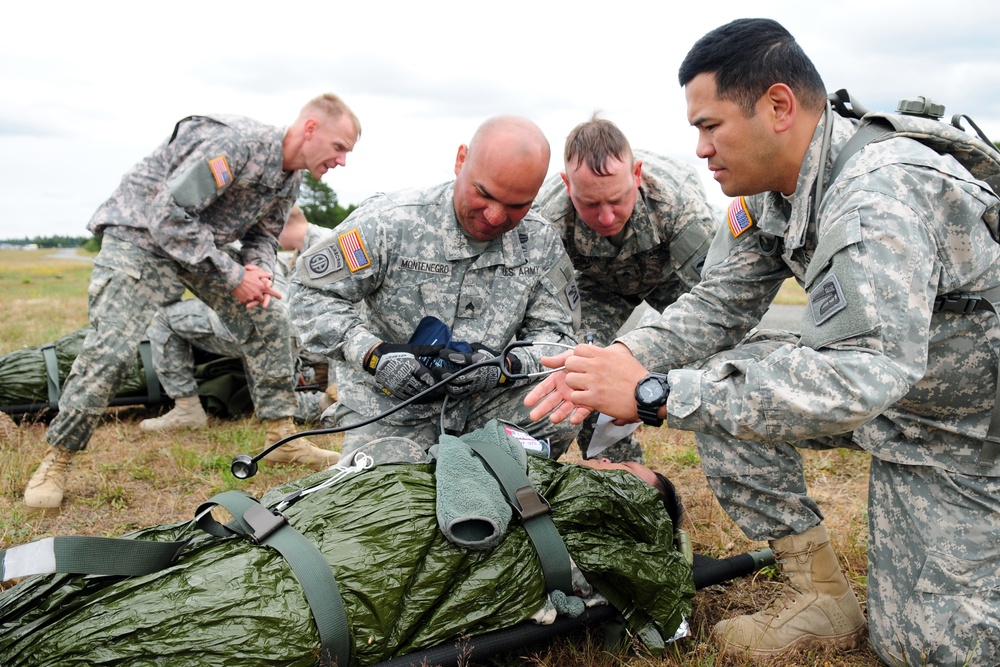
[363, 343, 445, 401]
[437, 344, 521, 398]
[234, 265, 282, 309]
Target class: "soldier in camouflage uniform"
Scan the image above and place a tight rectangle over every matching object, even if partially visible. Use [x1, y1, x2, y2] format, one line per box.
[139, 208, 335, 429]
[24, 95, 360, 513]
[290, 116, 582, 458]
[534, 117, 716, 463]
[527, 19, 1000, 666]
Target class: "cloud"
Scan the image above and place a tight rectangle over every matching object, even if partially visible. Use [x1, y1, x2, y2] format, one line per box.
[3, 0, 1000, 238]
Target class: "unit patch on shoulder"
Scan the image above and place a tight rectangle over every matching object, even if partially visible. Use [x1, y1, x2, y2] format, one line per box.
[727, 196, 753, 238]
[809, 273, 846, 326]
[339, 229, 371, 272]
[208, 156, 232, 189]
[303, 245, 345, 279]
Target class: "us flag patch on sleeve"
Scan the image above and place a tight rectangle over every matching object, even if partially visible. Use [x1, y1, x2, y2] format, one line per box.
[339, 229, 371, 272]
[208, 156, 232, 189]
[727, 196, 753, 237]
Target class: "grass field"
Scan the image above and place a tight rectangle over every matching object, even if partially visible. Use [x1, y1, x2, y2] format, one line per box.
[0, 250, 880, 666]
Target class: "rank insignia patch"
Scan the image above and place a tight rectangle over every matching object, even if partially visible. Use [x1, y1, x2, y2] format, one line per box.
[339, 229, 371, 272]
[208, 156, 232, 189]
[727, 196, 753, 238]
[564, 278, 580, 311]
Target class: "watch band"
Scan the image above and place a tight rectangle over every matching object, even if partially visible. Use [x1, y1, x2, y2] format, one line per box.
[635, 372, 669, 427]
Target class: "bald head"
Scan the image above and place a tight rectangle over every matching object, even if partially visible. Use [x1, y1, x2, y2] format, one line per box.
[452, 116, 550, 241]
[278, 204, 309, 251]
[468, 115, 550, 175]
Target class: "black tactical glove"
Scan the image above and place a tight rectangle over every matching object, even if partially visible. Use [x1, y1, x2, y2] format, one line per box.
[363, 343, 445, 401]
[436, 343, 522, 398]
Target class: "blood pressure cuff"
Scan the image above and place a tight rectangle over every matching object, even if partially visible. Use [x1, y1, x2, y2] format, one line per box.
[408, 316, 473, 372]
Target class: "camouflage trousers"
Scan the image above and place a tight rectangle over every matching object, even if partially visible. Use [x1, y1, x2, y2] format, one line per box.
[47, 235, 298, 451]
[326, 382, 582, 459]
[693, 329, 1000, 664]
[146, 298, 322, 423]
[698, 430, 1000, 664]
[550, 410, 645, 463]
[867, 458, 1000, 666]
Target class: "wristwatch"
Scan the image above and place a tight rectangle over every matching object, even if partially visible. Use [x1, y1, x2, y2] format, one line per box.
[634, 372, 670, 427]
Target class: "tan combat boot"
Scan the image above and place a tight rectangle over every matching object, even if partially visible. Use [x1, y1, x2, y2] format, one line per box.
[318, 383, 338, 413]
[714, 524, 867, 658]
[262, 416, 340, 470]
[24, 446, 76, 514]
[139, 395, 208, 432]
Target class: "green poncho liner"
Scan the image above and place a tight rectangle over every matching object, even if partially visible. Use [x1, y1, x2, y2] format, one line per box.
[0, 457, 693, 666]
[0, 326, 251, 416]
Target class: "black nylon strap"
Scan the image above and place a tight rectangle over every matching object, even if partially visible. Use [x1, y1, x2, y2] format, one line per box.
[137, 339, 161, 405]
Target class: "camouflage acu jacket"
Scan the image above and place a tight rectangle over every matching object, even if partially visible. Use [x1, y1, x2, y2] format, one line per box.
[289, 181, 579, 424]
[622, 107, 1000, 475]
[535, 150, 717, 343]
[90, 115, 300, 291]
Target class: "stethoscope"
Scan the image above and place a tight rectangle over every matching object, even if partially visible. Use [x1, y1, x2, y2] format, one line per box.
[229, 340, 575, 479]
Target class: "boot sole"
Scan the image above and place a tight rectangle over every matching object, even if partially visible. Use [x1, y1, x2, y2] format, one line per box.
[139, 422, 207, 433]
[720, 622, 868, 660]
[25, 503, 61, 517]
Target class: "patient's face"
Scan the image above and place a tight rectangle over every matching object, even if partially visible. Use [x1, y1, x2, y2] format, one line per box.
[578, 458, 659, 489]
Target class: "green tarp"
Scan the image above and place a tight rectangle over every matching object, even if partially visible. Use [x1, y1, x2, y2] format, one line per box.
[0, 456, 694, 666]
[0, 328, 252, 417]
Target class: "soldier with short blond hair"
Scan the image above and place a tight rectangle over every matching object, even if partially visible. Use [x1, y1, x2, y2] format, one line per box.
[24, 95, 360, 514]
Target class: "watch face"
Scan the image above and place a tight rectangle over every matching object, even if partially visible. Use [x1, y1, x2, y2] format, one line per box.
[638, 377, 665, 403]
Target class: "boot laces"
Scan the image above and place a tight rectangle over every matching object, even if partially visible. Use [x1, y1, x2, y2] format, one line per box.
[50, 450, 73, 474]
[760, 583, 804, 620]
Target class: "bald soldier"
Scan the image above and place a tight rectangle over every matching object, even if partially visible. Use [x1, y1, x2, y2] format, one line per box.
[290, 116, 581, 456]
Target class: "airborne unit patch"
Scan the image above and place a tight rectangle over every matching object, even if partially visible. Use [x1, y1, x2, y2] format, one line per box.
[303, 245, 345, 279]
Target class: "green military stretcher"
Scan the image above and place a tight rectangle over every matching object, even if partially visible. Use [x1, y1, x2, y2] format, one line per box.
[0, 418, 772, 666]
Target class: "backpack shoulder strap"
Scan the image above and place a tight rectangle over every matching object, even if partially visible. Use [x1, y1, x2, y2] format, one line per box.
[825, 117, 894, 186]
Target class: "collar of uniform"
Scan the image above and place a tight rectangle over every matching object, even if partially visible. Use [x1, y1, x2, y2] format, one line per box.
[261, 124, 294, 189]
[774, 108, 860, 250]
[442, 189, 525, 268]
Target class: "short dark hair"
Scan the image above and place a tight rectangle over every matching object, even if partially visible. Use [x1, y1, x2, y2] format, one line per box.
[678, 18, 826, 115]
[652, 472, 685, 529]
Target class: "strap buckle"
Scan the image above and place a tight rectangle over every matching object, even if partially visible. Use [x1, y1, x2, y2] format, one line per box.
[934, 294, 984, 314]
[243, 503, 287, 543]
[514, 485, 551, 521]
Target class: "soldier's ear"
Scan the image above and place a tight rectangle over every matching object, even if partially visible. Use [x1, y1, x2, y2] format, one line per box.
[454, 144, 468, 176]
[303, 117, 320, 140]
[765, 83, 796, 133]
[560, 172, 570, 195]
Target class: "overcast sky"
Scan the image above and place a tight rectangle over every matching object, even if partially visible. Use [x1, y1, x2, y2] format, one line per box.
[2, 0, 999, 239]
